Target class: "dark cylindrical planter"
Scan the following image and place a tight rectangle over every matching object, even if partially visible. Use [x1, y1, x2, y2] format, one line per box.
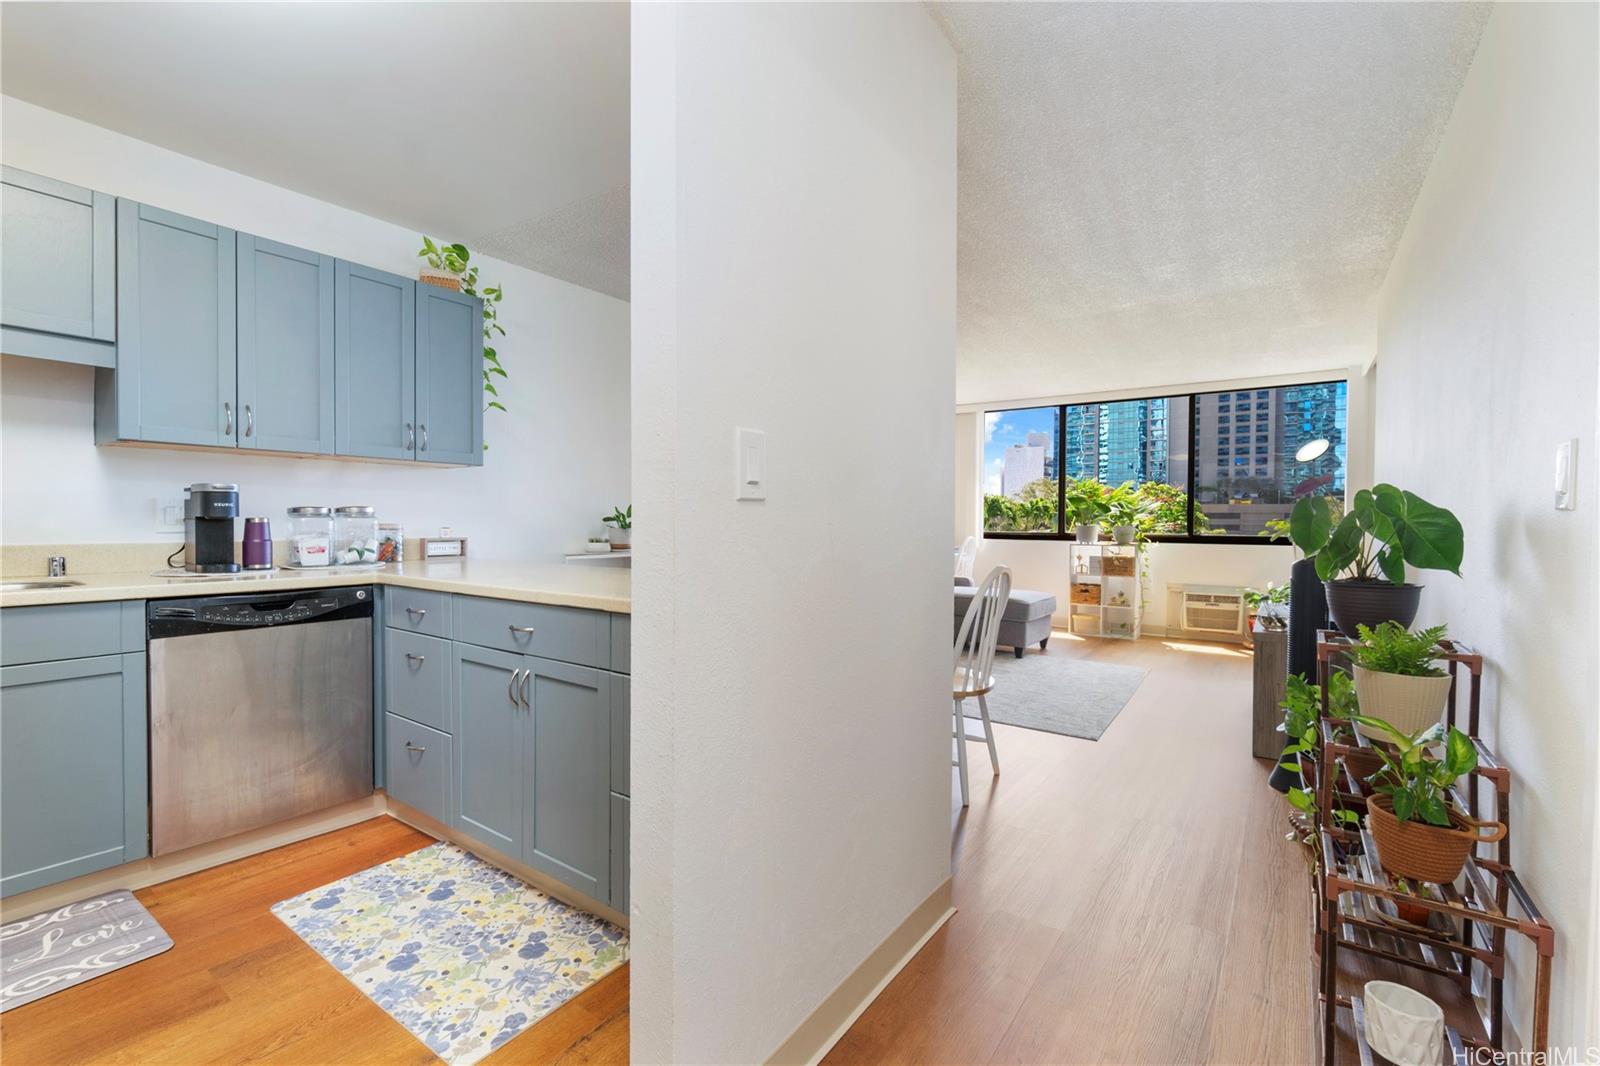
[1288, 557, 1329, 679]
[1267, 750, 1299, 793]
[1324, 579, 1422, 637]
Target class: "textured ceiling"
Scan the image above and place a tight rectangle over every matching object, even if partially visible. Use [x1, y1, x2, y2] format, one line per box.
[937, 2, 1491, 405]
[0, 1, 630, 300]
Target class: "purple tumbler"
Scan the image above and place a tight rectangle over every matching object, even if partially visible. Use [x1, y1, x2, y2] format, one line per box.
[242, 517, 273, 570]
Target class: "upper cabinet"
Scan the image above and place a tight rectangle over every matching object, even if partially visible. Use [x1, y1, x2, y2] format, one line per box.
[237, 236, 335, 454]
[335, 262, 416, 461]
[0, 167, 116, 367]
[103, 200, 238, 447]
[415, 283, 484, 466]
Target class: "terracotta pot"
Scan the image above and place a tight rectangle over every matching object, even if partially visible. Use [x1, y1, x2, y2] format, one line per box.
[1366, 795, 1505, 884]
[1352, 666, 1451, 740]
[1324, 579, 1421, 637]
[1392, 898, 1432, 926]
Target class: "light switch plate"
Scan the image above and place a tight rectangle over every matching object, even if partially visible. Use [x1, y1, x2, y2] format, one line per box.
[1555, 438, 1578, 510]
[155, 496, 184, 533]
[737, 427, 767, 501]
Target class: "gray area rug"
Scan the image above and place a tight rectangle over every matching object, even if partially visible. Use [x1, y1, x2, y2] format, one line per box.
[0, 890, 173, 1012]
[964, 653, 1147, 741]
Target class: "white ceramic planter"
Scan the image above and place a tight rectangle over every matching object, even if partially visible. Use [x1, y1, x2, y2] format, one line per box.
[1363, 980, 1443, 1066]
[1352, 665, 1452, 740]
[584, 541, 612, 554]
[1074, 524, 1101, 544]
[1111, 524, 1137, 545]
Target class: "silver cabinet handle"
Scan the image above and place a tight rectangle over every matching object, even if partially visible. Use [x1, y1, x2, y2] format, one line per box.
[223, 401, 234, 436]
[508, 667, 524, 707]
[243, 404, 254, 438]
[520, 669, 532, 708]
[419, 424, 429, 452]
[405, 653, 426, 665]
[509, 625, 536, 636]
[406, 606, 427, 620]
[405, 422, 415, 451]
[404, 741, 427, 754]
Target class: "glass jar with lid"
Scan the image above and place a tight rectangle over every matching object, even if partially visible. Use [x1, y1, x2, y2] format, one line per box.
[287, 506, 333, 567]
[334, 506, 379, 565]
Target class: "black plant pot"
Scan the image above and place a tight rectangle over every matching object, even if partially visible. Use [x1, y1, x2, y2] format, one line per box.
[1267, 747, 1300, 794]
[1324, 579, 1422, 637]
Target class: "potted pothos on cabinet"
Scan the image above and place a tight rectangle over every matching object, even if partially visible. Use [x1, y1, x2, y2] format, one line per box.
[1355, 716, 1506, 884]
[1346, 622, 1453, 741]
[1064, 479, 1111, 543]
[1287, 485, 1463, 636]
[1104, 482, 1152, 545]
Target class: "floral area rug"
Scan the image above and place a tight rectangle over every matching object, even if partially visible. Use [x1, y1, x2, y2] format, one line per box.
[271, 843, 626, 1065]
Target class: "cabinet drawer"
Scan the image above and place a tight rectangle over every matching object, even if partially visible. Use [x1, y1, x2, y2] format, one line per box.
[385, 714, 453, 826]
[385, 588, 448, 637]
[610, 614, 630, 674]
[385, 630, 451, 734]
[611, 674, 629, 796]
[1, 601, 142, 666]
[453, 596, 609, 668]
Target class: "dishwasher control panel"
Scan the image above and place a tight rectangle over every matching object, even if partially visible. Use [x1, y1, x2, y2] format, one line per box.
[148, 586, 373, 637]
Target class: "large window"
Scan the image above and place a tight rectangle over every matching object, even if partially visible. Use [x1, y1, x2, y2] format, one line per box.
[982, 380, 1347, 542]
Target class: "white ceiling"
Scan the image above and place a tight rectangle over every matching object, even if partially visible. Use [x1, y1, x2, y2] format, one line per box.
[0, 1, 631, 299]
[936, 1, 1491, 405]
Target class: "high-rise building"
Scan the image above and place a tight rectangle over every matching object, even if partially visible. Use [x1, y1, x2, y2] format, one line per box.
[1062, 398, 1170, 486]
[1193, 382, 1348, 532]
[1000, 438, 1046, 496]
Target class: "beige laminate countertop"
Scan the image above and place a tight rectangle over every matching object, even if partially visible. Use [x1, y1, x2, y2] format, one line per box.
[0, 559, 631, 614]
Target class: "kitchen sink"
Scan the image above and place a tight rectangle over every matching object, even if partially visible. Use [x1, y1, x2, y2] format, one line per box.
[0, 580, 84, 592]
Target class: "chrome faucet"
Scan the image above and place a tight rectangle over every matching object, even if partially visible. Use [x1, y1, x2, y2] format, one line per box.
[47, 556, 67, 577]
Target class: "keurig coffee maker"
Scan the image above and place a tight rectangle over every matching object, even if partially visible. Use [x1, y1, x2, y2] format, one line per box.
[184, 482, 241, 573]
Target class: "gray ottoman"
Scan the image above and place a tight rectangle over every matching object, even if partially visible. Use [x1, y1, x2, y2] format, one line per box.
[953, 584, 1059, 658]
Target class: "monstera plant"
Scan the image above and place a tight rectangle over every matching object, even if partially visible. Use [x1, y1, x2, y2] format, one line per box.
[1288, 485, 1463, 636]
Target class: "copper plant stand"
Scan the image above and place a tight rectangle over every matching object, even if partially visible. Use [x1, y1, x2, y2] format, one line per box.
[1309, 632, 1556, 1064]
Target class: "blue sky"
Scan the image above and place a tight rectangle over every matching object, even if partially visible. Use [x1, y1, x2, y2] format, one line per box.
[983, 407, 1056, 494]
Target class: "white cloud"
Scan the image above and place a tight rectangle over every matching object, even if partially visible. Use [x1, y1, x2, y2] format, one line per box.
[984, 412, 1001, 442]
[984, 457, 1003, 494]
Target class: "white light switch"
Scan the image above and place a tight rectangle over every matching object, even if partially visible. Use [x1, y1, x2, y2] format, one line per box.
[1554, 438, 1578, 510]
[737, 427, 767, 501]
[155, 497, 184, 533]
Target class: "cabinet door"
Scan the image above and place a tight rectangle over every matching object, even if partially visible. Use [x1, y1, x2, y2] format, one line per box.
[0, 167, 114, 347]
[0, 653, 147, 898]
[414, 283, 483, 465]
[111, 200, 237, 446]
[335, 261, 416, 460]
[523, 656, 610, 901]
[453, 643, 524, 857]
[609, 792, 629, 912]
[237, 235, 335, 454]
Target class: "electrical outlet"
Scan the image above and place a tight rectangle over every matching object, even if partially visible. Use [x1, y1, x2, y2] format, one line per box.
[155, 497, 184, 533]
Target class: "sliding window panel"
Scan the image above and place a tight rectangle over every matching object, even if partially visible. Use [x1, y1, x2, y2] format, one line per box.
[1062, 396, 1190, 536]
[981, 405, 1061, 535]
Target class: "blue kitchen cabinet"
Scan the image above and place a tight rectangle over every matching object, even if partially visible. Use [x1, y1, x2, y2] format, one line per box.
[99, 200, 237, 447]
[609, 792, 629, 912]
[523, 657, 611, 902]
[1, 647, 148, 899]
[453, 642, 525, 858]
[335, 261, 416, 461]
[0, 167, 116, 367]
[414, 283, 483, 465]
[237, 235, 335, 454]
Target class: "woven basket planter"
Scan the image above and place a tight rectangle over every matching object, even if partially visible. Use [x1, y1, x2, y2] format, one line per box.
[1352, 666, 1451, 741]
[1102, 554, 1136, 577]
[419, 267, 462, 292]
[1366, 794, 1505, 884]
[1070, 583, 1101, 605]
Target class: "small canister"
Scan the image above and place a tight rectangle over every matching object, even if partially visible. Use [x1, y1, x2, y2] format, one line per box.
[334, 506, 379, 565]
[242, 517, 273, 570]
[288, 506, 333, 567]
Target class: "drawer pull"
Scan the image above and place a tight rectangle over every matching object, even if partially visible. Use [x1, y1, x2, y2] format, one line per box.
[509, 625, 536, 636]
[405, 653, 426, 665]
[404, 742, 427, 754]
[406, 606, 428, 620]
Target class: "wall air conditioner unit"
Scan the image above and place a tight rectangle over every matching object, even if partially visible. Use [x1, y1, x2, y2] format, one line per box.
[1180, 585, 1245, 636]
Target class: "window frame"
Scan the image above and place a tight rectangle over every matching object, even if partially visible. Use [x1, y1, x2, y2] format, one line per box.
[980, 378, 1348, 545]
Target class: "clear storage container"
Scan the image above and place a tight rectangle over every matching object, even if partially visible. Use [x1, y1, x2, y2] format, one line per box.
[334, 505, 379, 565]
[287, 506, 333, 567]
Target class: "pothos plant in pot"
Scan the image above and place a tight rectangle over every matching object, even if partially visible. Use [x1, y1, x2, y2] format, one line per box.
[1353, 715, 1505, 884]
[1277, 672, 1363, 865]
[1104, 481, 1152, 546]
[1064, 479, 1112, 543]
[417, 238, 508, 447]
[1288, 485, 1462, 636]
[1346, 622, 1452, 742]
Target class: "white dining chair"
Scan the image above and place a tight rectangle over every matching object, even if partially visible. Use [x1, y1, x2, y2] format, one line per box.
[952, 564, 1008, 806]
[953, 536, 977, 581]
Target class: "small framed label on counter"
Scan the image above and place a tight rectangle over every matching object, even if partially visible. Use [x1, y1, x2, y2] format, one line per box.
[422, 536, 467, 559]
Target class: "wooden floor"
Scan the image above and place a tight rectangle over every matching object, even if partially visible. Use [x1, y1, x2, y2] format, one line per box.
[3, 631, 1454, 1064]
[0, 817, 629, 1066]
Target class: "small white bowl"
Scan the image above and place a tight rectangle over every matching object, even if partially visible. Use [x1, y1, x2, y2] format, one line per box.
[1364, 980, 1444, 1066]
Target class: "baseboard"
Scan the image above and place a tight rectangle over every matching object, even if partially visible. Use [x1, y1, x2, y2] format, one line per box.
[0, 793, 386, 921]
[766, 876, 955, 1066]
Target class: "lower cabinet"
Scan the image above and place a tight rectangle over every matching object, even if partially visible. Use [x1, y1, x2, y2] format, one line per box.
[0, 652, 148, 897]
[454, 644, 525, 857]
[610, 793, 629, 912]
[384, 713, 453, 826]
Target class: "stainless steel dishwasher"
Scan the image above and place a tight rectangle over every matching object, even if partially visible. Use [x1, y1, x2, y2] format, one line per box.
[147, 586, 373, 856]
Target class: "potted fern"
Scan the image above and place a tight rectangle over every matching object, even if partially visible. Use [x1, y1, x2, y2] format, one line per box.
[1347, 622, 1452, 741]
[1354, 716, 1505, 883]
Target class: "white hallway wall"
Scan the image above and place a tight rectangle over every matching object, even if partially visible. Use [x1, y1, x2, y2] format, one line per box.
[0, 97, 629, 559]
[1373, 2, 1599, 1049]
[631, 3, 956, 1062]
